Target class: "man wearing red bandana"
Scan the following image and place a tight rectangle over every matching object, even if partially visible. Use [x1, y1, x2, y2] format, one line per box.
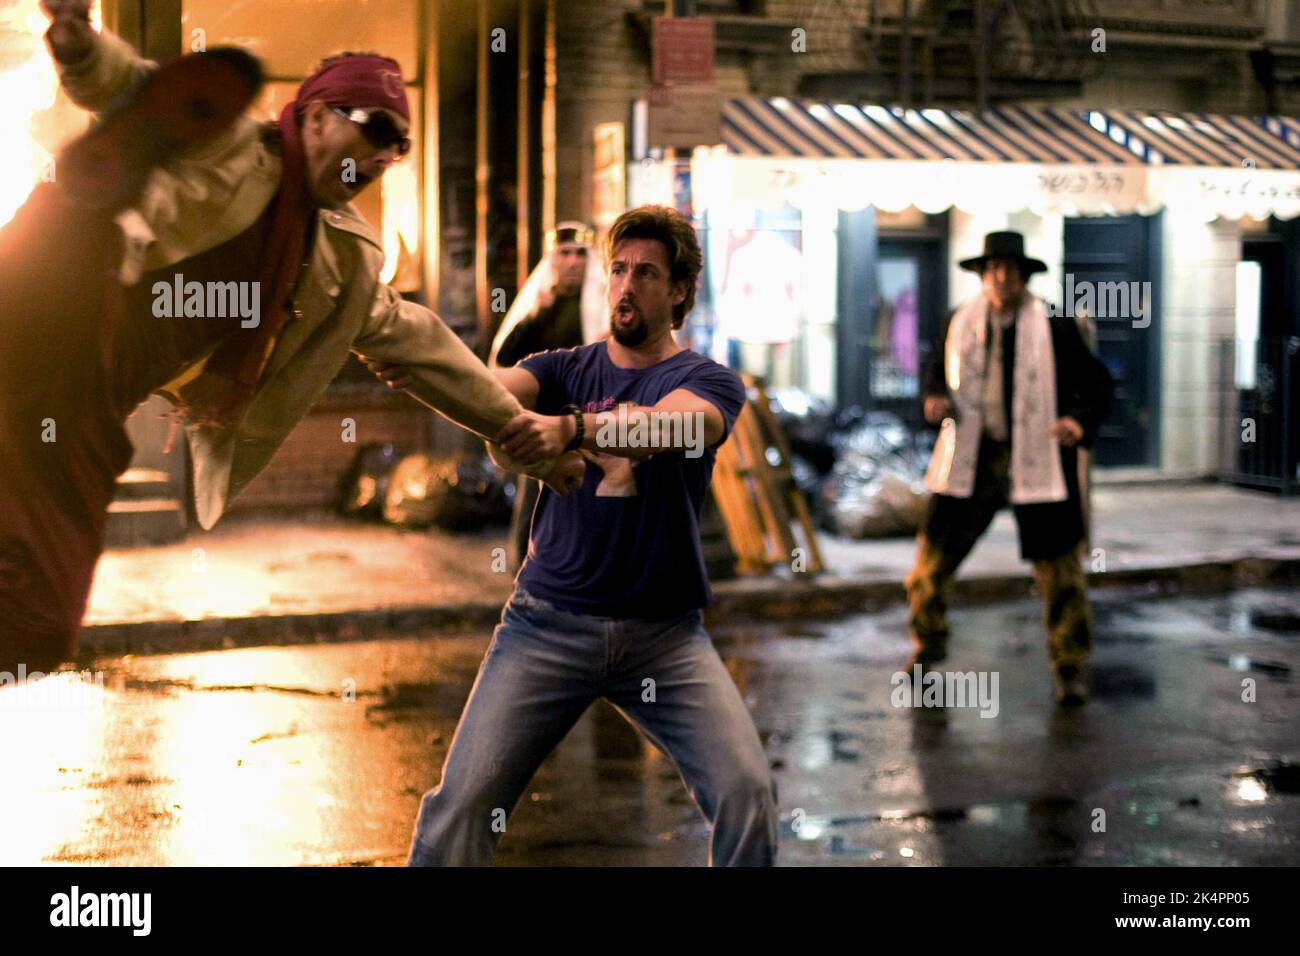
[0, 3, 584, 677]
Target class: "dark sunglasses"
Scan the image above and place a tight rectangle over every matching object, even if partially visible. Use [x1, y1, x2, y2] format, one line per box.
[332, 106, 411, 158]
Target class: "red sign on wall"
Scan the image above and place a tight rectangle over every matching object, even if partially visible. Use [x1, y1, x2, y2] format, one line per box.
[646, 83, 722, 149]
[652, 16, 715, 85]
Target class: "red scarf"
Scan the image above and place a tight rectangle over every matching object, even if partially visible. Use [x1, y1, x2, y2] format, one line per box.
[186, 55, 410, 427]
[187, 103, 314, 426]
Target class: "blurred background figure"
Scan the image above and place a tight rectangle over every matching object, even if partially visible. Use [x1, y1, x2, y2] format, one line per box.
[715, 226, 803, 388]
[908, 231, 1113, 706]
[489, 221, 606, 568]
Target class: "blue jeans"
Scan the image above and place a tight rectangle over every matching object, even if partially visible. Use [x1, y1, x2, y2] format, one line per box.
[407, 588, 778, 866]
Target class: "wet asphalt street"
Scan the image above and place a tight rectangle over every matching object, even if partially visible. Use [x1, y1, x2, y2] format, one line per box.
[3, 586, 1297, 866]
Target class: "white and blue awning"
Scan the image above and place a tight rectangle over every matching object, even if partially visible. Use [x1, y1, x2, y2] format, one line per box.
[1086, 110, 1300, 169]
[723, 100, 1143, 166]
[652, 98, 1300, 220]
[1261, 115, 1300, 153]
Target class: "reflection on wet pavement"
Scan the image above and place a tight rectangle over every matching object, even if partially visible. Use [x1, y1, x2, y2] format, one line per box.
[1, 587, 1297, 866]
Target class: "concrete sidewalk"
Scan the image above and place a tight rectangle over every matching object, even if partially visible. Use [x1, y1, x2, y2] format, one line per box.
[80, 482, 1300, 656]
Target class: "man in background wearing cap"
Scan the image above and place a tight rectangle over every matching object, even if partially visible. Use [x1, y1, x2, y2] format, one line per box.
[487, 222, 606, 568]
[908, 231, 1113, 705]
[0, 3, 581, 677]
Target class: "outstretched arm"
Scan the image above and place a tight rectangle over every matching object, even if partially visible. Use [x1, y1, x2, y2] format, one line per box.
[498, 389, 728, 463]
[355, 287, 583, 492]
[43, 1, 156, 112]
[493, 366, 541, 411]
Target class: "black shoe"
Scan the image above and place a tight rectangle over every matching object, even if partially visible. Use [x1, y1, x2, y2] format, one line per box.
[1054, 664, 1088, 706]
[905, 640, 948, 671]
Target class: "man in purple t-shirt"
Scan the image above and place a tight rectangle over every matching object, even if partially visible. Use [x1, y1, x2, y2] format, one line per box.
[373, 205, 778, 866]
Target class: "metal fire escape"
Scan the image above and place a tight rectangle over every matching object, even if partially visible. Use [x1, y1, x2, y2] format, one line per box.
[800, 0, 1105, 109]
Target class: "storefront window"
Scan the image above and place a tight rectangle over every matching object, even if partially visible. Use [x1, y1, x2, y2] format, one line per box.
[681, 197, 837, 403]
[699, 205, 806, 387]
[1235, 259, 1261, 390]
[871, 256, 921, 399]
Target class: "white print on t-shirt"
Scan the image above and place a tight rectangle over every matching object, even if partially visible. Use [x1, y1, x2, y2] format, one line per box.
[582, 450, 641, 497]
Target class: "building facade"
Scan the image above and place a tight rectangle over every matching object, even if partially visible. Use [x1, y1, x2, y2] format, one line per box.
[5, 0, 1297, 528]
[554, 0, 1300, 486]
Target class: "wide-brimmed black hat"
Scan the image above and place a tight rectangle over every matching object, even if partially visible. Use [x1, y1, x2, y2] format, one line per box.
[958, 230, 1047, 276]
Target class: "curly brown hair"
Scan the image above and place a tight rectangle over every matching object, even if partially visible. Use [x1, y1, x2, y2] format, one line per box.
[605, 205, 701, 329]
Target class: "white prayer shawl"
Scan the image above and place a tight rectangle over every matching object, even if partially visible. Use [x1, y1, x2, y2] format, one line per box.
[923, 294, 1069, 504]
[488, 249, 607, 367]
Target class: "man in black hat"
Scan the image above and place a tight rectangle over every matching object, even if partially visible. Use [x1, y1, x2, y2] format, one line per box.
[907, 231, 1113, 704]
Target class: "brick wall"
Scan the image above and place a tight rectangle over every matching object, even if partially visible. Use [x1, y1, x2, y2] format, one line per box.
[555, 0, 649, 224]
[553, 0, 795, 222]
[225, 385, 444, 514]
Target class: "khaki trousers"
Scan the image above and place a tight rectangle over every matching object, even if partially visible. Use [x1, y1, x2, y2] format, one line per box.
[904, 437, 1093, 668]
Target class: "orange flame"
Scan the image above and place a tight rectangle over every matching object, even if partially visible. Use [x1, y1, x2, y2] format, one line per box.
[0, 1, 99, 227]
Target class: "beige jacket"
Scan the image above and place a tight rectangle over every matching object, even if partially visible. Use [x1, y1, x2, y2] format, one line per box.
[58, 31, 544, 529]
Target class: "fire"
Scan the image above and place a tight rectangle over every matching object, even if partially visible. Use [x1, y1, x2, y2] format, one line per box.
[0, 0, 99, 227]
[379, 156, 418, 286]
[0, 5, 421, 289]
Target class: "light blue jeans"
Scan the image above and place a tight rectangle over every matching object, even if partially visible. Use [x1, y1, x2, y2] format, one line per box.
[407, 587, 778, 866]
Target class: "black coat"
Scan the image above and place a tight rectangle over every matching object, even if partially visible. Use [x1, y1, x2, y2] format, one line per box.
[920, 303, 1114, 560]
[495, 294, 584, 368]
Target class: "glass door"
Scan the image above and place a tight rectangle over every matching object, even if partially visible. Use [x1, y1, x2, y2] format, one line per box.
[873, 239, 943, 428]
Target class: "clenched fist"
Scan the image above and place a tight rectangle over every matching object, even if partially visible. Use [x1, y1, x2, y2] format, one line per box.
[1048, 417, 1085, 448]
[364, 358, 413, 391]
[923, 395, 955, 426]
[541, 451, 586, 495]
[41, 0, 95, 64]
[498, 410, 573, 465]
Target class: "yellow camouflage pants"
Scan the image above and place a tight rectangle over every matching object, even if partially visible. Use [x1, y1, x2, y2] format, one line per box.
[904, 438, 1093, 668]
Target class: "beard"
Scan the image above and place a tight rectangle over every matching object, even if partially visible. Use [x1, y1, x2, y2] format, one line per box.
[609, 305, 650, 347]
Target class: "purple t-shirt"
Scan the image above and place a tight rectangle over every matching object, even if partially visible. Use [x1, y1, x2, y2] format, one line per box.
[516, 341, 745, 619]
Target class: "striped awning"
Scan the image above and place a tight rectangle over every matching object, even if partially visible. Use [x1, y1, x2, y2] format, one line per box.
[1259, 115, 1300, 154]
[666, 97, 1300, 219]
[721, 98, 1300, 171]
[1087, 110, 1300, 169]
[722, 99, 1143, 165]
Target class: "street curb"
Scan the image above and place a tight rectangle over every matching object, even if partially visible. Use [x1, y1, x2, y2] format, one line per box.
[706, 554, 1300, 619]
[78, 554, 1300, 659]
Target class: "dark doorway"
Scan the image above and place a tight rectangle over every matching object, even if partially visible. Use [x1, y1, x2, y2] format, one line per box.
[1062, 213, 1162, 467]
[1234, 233, 1299, 493]
[837, 209, 947, 427]
[1242, 235, 1286, 335]
[872, 239, 946, 426]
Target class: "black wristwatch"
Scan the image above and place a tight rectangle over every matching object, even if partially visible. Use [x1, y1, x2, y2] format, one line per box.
[562, 404, 585, 452]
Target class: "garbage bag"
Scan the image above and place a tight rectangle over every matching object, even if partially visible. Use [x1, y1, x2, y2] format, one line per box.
[338, 442, 400, 520]
[822, 411, 931, 538]
[383, 453, 512, 531]
[766, 387, 836, 475]
[788, 453, 824, 503]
